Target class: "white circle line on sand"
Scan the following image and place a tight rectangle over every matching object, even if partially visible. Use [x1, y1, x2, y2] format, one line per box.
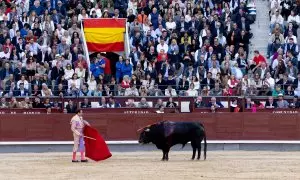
[0, 140, 300, 145]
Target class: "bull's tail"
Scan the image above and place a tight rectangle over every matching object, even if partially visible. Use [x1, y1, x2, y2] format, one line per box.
[203, 132, 207, 160]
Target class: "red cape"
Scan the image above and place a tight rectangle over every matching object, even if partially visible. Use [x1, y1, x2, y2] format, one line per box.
[83, 125, 112, 162]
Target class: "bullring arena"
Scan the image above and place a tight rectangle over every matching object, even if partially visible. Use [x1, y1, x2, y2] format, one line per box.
[1, 150, 300, 179]
[1, 108, 300, 179]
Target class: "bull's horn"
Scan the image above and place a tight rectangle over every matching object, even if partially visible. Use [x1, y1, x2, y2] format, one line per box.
[136, 124, 153, 132]
[137, 127, 144, 132]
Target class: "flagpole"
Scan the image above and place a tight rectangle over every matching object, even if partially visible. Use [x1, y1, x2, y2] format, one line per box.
[81, 19, 91, 79]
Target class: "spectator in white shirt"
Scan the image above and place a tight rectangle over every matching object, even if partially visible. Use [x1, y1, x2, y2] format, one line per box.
[165, 85, 177, 97]
[264, 72, 275, 90]
[270, 11, 284, 33]
[186, 83, 199, 96]
[156, 39, 169, 53]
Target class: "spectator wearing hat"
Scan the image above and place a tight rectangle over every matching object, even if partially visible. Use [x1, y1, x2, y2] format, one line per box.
[276, 93, 289, 108]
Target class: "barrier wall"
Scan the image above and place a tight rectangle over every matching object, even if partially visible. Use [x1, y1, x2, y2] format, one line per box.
[1, 112, 300, 141]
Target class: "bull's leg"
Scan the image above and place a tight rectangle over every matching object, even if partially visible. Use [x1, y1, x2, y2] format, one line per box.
[197, 140, 202, 160]
[165, 148, 170, 161]
[161, 150, 166, 161]
[191, 141, 196, 160]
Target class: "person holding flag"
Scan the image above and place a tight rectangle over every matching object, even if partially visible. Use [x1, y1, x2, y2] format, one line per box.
[70, 109, 89, 163]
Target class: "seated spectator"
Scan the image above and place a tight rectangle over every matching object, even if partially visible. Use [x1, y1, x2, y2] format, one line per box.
[245, 84, 258, 96]
[138, 97, 150, 108]
[9, 97, 19, 108]
[166, 97, 177, 108]
[14, 83, 29, 96]
[223, 85, 232, 96]
[165, 85, 177, 97]
[43, 98, 53, 108]
[265, 96, 278, 109]
[178, 75, 189, 96]
[126, 99, 136, 108]
[285, 85, 295, 96]
[154, 98, 164, 108]
[121, 75, 131, 89]
[68, 83, 80, 97]
[54, 84, 66, 97]
[81, 98, 91, 108]
[99, 97, 107, 108]
[276, 94, 289, 108]
[125, 85, 139, 96]
[207, 97, 224, 109]
[252, 100, 265, 109]
[80, 83, 92, 97]
[139, 85, 148, 96]
[245, 97, 252, 109]
[87, 75, 97, 95]
[107, 96, 121, 108]
[66, 100, 77, 113]
[0, 97, 9, 108]
[194, 96, 206, 108]
[209, 83, 223, 96]
[185, 83, 198, 96]
[32, 97, 45, 108]
[272, 85, 285, 97]
[41, 83, 52, 97]
[289, 96, 300, 108]
[156, 105, 164, 113]
[258, 84, 272, 96]
[230, 99, 241, 112]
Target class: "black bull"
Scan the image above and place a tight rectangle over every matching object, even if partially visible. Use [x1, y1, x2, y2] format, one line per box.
[138, 121, 207, 161]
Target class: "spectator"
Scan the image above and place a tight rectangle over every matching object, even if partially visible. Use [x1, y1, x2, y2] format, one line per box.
[209, 83, 223, 96]
[9, 97, 19, 108]
[126, 98, 136, 108]
[230, 99, 241, 112]
[165, 85, 177, 97]
[265, 96, 278, 109]
[245, 97, 252, 109]
[154, 98, 164, 108]
[81, 98, 91, 108]
[166, 97, 177, 108]
[0, 97, 9, 108]
[121, 59, 132, 78]
[276, 93, 289, 108]
[14, 82, 29, 96]
[66, 100, 77, 113]
[186, 83, 198, 97]
[156, 105, 164, 113]
[194, 96, 206, 108]
[207, 97, 224, 109]
[106, 96, 121, 108]
[289, 96, 300, 108]
[32, 97, 45, 108]
[125, 84, 139, 97]
[99, 97, 107, 108]
[138, 97, 149, 108]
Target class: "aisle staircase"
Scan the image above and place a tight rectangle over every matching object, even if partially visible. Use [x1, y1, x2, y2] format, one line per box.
[248, 0, 270, 62]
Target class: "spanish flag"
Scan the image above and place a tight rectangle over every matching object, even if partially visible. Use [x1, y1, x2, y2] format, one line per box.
[83, 19, 126, 52]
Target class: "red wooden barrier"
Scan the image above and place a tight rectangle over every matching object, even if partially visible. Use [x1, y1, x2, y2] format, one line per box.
[0, 112, 300, 141]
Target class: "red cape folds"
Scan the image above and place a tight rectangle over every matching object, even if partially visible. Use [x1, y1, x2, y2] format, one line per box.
[83, 125, 112, 162]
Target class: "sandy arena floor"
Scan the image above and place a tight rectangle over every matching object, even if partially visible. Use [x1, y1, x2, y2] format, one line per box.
[0, 151, 299, 180]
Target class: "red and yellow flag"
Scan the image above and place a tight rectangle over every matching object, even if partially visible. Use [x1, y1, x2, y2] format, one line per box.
[83, 19, 126, 52]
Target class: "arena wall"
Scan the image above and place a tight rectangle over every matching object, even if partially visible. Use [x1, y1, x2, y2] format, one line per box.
[0, 112, 300, 141]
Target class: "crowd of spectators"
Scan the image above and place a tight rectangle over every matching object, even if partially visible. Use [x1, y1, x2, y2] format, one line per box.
[0, 0, 298, 110]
